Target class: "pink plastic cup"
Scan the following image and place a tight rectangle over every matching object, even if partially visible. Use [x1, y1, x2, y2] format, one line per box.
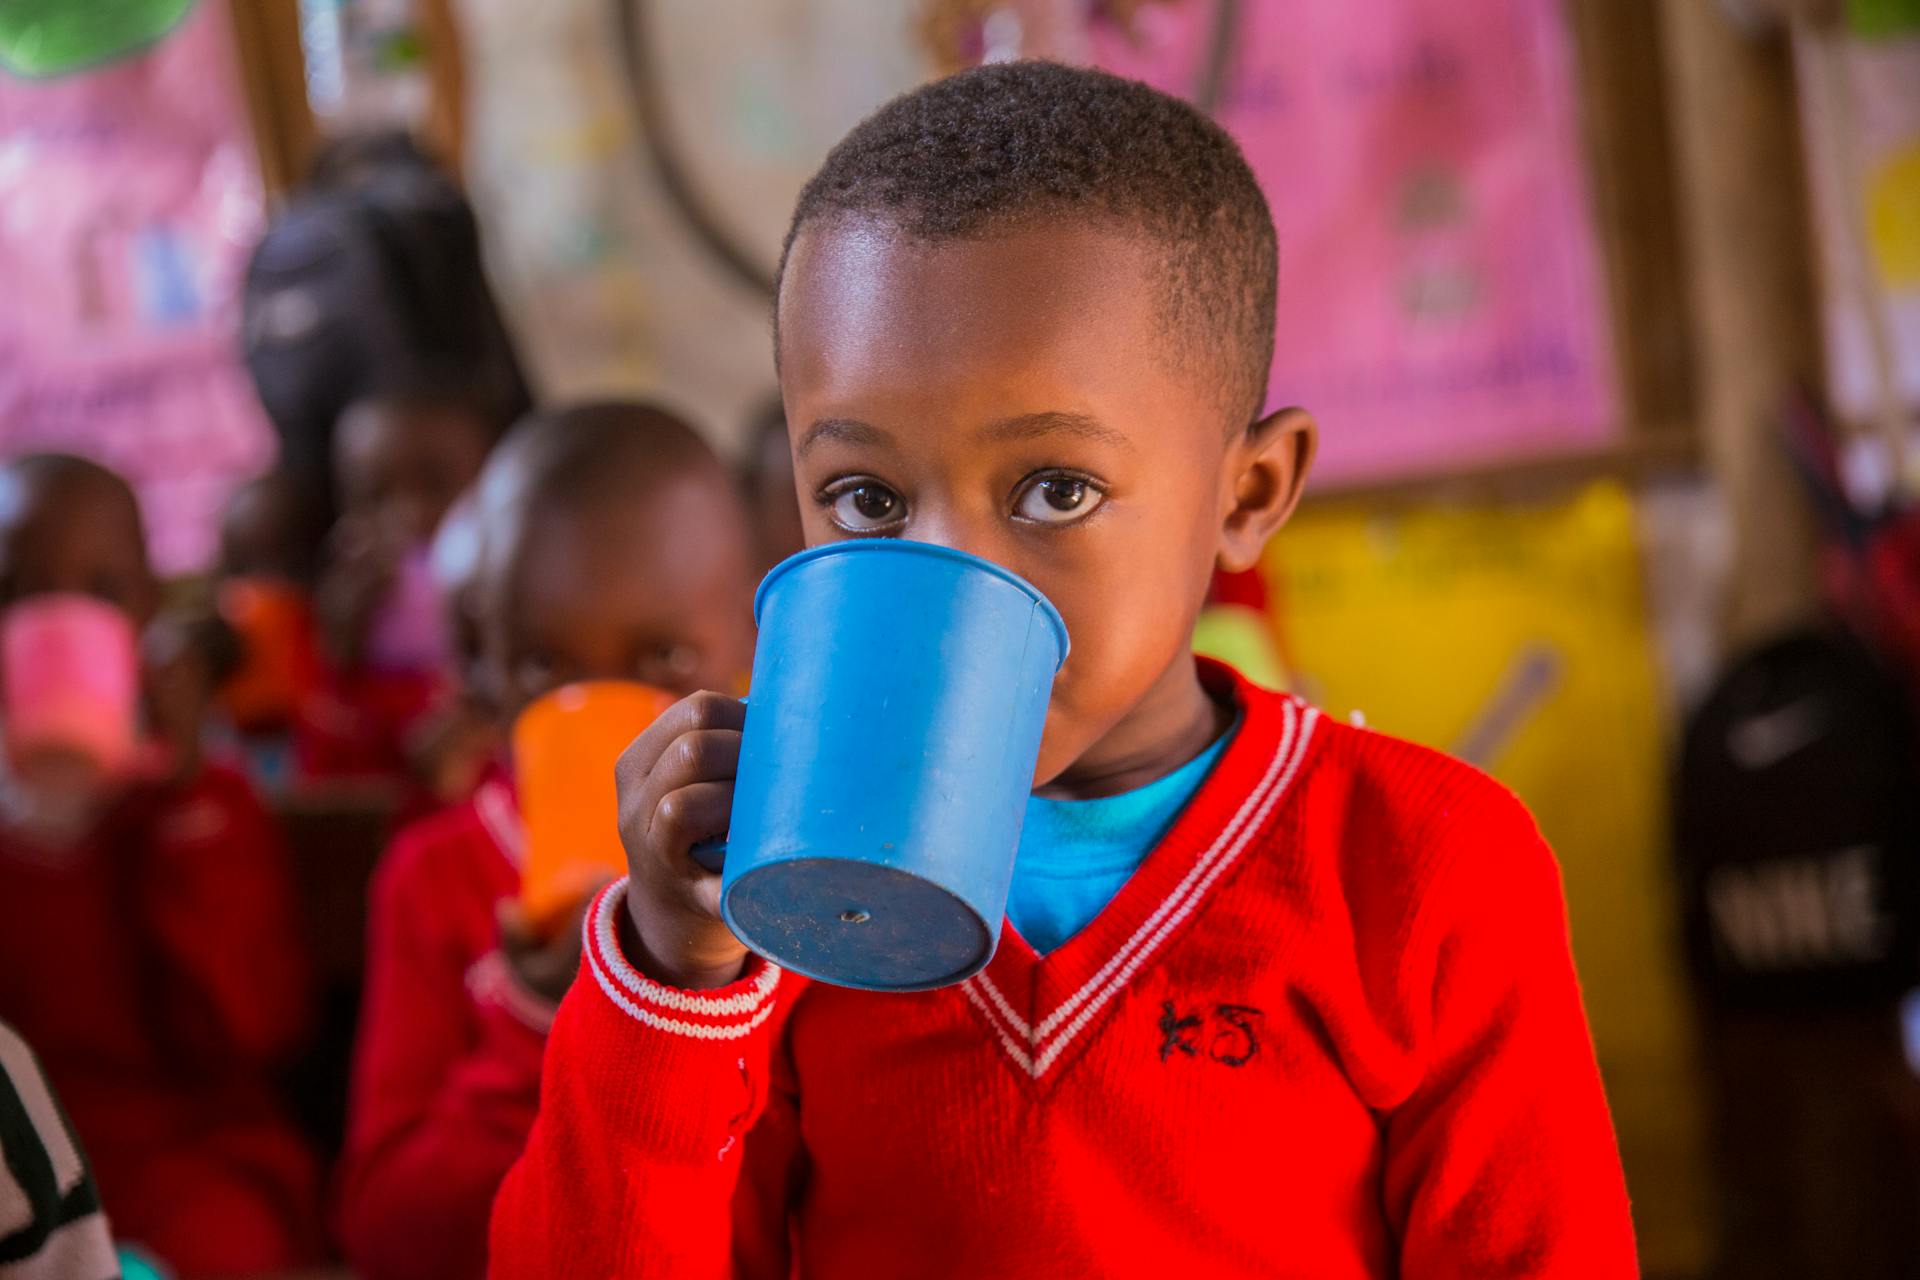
[1, 594, 140, 776]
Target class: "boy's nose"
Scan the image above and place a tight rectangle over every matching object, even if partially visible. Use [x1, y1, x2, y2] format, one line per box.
[890, 516, 1006, 570]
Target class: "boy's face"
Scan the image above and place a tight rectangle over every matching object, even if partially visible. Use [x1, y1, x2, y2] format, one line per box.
[0, 473, 156, 625]
[489, 471, 758, 724]
[334, 399, 492, 543]
[778, 219, 1310, 789]
[220, 472, 314, 582]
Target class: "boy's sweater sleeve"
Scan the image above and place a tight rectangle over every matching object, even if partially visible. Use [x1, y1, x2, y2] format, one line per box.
[1380, 801, 1638, 1278]
[489, 880, 798, 1280]
[338, 832, 549, 1280]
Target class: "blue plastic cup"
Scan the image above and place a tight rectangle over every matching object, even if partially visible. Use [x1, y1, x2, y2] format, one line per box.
[693, 540, 1068, 991]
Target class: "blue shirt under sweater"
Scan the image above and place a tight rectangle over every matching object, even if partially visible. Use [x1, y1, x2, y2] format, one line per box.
[1007, 720, 1237, 955]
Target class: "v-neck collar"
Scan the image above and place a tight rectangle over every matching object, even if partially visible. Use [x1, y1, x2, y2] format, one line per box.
[960, 662, 1322, 1088]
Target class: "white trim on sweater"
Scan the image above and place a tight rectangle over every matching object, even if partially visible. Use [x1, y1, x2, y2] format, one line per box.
[586, 881, 782, 1039]
[966, 699, 1320, 1078]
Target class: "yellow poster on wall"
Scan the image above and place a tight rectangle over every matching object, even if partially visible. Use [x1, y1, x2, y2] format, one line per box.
[1260, 480, 1711, 1273]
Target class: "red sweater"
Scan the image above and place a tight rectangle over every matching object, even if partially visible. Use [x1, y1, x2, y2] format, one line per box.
[490, 667, 1637, 1277]
[339, 774, 551, 1280]
[295, 662, 446, 782]
[0, 766, 321, 1277]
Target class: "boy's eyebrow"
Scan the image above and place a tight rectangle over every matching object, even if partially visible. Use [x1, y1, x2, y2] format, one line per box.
[981, 412, 1133, 451]
[797, 411, 1132, 456]
[796, 418, 889, 457]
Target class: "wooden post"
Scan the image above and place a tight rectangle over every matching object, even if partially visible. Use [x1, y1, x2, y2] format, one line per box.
[226, 0, 316, 201]
[1658, 0, 1825, 648]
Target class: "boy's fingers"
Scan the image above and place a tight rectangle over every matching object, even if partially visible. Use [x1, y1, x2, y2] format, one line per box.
[647, 779, 734, 864]
[622, 732, 738, 851]
[661, 728, 741, 787]
[615, 693, 745, 818]
[616, 692, 746, 776]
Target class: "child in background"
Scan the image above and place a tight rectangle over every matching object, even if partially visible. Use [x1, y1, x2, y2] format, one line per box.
[402, 490, 502, 808]
[492, 63, 1636, 1278]
[220, 468, 326, 585]
[338, 402, 758, 1280]
[211, 470, 327, 784]
[739, 395, 806, 575]
[0, 454, 321, 1278]
[299, 385, 498, 784]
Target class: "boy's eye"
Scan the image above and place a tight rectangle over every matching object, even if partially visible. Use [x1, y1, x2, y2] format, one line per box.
[828, 482, 905, 533]
[1013, 475, 1104, 526]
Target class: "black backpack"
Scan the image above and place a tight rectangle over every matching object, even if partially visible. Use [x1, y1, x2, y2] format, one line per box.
[1674, 628, 1920, 1006]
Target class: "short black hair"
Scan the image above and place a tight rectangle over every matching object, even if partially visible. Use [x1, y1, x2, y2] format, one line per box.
[338, 373, 510, 441]
[492, 401, 725, 510]
[478, 400, 736, 560]
[778, 60, 1277, 427]
[476, 400, 740, 609]
[0, 453, 142, 528]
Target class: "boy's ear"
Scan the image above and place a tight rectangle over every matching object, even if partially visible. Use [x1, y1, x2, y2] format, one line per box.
[1217, 407, 1316, 574]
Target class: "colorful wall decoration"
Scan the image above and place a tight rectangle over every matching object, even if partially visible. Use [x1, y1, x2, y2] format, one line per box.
[454, 0, 1617, 473]
[1260, 481, 1711, 1273]
[0, 0, 273, 573]
[1093, 0, 1619, 486]
[1796, 22, 1920, 431]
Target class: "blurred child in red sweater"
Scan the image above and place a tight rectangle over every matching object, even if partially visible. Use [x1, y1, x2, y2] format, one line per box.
[298, 386, 498, 784]
[208, 469, 327, 787]
[492, 64, 1637, 1278]
[338, 402, 758, 1280]
[0, 453, 321, 1277]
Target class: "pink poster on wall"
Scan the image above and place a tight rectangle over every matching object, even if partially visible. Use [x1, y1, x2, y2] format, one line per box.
[1090, 0, 1618, 486]
[0, 0, 272, 573]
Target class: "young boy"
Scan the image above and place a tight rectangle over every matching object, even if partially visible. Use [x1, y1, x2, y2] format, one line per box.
[0, 455, 321, 1277]
[491, 63, 1638, 1277]
[338, 402, 759, 1280]
[299, 386, 498, 782]
[219, 468, 326, 586]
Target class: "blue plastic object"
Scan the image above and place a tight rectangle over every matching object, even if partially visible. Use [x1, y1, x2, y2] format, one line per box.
[697, 540, 1067, 991]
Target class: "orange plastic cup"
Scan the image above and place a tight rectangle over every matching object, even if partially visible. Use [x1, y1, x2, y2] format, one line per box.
[217, 577, 319, 733]
[514, 681, 677, 929]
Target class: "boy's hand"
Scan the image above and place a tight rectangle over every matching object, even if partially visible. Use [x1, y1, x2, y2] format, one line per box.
[315, 516, 403, 668]
[497, 893, 597, 1006]
[614, 691, 749, 990]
